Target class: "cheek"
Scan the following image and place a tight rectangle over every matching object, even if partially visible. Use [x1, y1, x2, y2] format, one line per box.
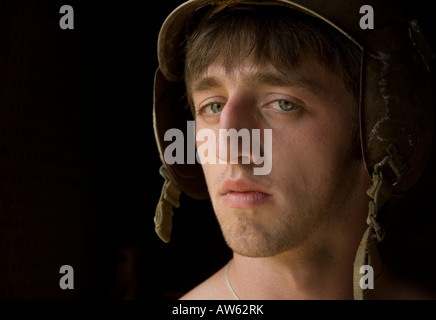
[270, 115, 353, 184]
[199, 162, 226, 200]
[200, 163, 217, 184]
[270, 130, 316, 192]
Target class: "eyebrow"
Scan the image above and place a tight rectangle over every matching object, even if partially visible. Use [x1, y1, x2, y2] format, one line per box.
[192, 77, 222, 92]
[191, 70, 322, 94]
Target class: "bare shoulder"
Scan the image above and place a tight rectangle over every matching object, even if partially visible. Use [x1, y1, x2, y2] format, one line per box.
[180, 264, 234, 300]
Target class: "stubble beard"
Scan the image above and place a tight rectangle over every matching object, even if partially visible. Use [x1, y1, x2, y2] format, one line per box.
[212, 159, 362, 259]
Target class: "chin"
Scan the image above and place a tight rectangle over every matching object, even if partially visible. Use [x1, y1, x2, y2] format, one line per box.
[227, 239, 290, 258]
[221, 221, 299, 258]
[214, 199, 311, 257]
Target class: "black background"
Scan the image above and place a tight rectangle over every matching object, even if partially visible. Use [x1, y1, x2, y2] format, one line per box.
[0, 0, 436, 300]
[53, 0, 232, 299]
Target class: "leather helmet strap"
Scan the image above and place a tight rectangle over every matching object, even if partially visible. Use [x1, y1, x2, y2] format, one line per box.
[154, 165, 182, 243]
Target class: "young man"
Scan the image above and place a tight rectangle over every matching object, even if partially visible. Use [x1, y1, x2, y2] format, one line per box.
[153, 0, 436, 299]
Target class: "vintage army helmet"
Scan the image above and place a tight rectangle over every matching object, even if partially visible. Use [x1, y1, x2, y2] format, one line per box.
[152, 0, 435, 299]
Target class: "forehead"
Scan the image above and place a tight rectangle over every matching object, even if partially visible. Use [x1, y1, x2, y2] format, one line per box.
[190, 58, 338, 94]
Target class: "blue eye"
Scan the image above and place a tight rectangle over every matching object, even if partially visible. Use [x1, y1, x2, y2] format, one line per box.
[204, 102, 225, 114]
[274, 100, 297, 111]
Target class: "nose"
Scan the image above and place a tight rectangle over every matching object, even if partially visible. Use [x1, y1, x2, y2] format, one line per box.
[217, 95, 257, 164]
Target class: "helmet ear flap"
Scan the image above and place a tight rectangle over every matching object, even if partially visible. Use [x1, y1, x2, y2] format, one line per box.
[360, 23, 434, 194]
[153, 69, 209, 200]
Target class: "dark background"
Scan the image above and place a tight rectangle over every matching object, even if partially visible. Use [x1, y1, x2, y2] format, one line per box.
[0, 0, 435, 300]
[0, 0, 230, 300]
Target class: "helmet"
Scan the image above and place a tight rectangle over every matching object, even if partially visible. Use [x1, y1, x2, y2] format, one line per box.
[153, 0, 435, 299]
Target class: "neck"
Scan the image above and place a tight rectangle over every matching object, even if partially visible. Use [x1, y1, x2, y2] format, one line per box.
[228, 206, 369, 300]
[225, 162, 373, 300]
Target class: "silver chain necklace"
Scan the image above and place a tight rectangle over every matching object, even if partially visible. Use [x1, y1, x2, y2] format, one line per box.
[225, 260, 240, 300]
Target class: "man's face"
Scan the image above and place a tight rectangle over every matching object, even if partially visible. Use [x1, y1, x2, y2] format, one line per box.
[191, 59, 366, 258]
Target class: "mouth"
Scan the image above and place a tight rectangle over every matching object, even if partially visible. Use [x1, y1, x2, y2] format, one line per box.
[220, 178, 272, 208]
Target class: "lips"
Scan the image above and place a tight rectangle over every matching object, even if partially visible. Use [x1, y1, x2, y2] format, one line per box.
[220, 178, 272, 208]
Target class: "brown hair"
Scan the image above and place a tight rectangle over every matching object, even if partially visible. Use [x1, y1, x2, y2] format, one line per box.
[184, 5, 362, 107]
